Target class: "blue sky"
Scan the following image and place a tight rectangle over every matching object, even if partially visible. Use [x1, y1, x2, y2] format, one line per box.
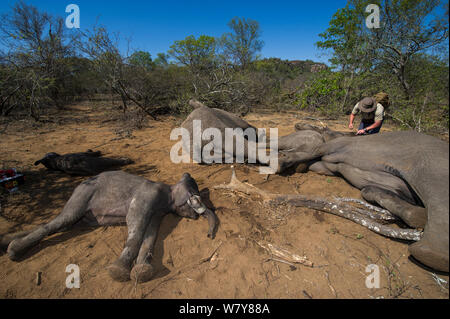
[0, 0, 350, 63]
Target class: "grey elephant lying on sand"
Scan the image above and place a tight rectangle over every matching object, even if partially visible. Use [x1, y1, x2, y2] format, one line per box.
[181, 100, 260, 162]
[1, 171, 219, 283]
[34, 150, 133, 175]
[277, 124, 449, 272]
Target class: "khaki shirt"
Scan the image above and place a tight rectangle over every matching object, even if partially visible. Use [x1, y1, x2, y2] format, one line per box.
[351, 102, 384, 122]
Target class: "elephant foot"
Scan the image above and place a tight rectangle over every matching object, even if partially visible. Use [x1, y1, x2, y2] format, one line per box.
[107, 261, 131, 282]
[7, 238, 28, 261]
[409, 239, 449, 273]
[130, 264, 154, 283]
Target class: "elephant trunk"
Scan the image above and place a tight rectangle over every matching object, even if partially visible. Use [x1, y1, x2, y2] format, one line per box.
[201, 208, 219, 239]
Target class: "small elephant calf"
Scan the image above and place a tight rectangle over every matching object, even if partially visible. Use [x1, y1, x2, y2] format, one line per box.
[1, 171, 219, 283]
[34, 150, 133, 175]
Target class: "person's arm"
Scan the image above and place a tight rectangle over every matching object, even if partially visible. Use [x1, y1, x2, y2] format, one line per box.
[349, 113, 355, 129]
[357, 120, 382, 135]
[357, 104, 384, 135]
[349, 103, 359, 129]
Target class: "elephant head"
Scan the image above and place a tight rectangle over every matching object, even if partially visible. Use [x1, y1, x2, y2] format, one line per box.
[171, 173, 219, 239]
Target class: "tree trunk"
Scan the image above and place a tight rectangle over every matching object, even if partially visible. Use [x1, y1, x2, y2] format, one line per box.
[397, 63, 411, 100]
[341, 70, 355, 112]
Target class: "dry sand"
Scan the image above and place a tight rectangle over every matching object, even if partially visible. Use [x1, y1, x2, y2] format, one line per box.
[0, 103, 448, 298]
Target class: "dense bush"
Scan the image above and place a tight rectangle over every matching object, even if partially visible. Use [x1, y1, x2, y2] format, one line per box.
[0, 0, 448, 135]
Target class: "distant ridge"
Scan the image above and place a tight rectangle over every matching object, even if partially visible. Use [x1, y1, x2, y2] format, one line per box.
[287, 60, 327, 73]
[254, 58, 328, 74]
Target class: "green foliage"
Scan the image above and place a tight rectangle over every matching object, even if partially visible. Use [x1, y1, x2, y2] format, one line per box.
[154, 53, 169, 67]
[251, 58, 312, 79]
[313, 0, 449, 131]
[297, 70, 346, 116]
[388, 54, 449, 132]
[1, 0, 447, 136]
[0, 3, 318, 123]
[317, 3, 370, 71]
[220, 17, 264, 69]
[128, 51, 153, 70]
[168, 35, 217, 73]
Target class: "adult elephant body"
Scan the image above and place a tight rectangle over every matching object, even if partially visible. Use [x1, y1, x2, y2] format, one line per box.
[180, 104, 260, 163]
[278, 129, 449, 272]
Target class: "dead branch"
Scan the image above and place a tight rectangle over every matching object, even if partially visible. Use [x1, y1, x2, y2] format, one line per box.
[213, 166, 275, 200]
[265, 257, 297, 269]
[335, 197, 392, 215]
[257, 240, 313, 267]
[334, 197, 398, 221]
[325, 271, 338, 298]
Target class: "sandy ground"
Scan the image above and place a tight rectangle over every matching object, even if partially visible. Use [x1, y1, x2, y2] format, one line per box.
[0, 102, 448, 299]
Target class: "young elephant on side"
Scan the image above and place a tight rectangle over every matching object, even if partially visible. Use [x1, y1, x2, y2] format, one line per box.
[34, 150, 133, 175]
[1, 171, 219, 283]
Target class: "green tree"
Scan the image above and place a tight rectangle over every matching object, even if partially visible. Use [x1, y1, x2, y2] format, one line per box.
[128, 50, 153, 70]
[369, 0, 448, 99]
[154, 52, 169, 67]
[220, 17, 264, 69]
[298, 70, 346, 116]
[318, 0, 448, 100]
[316, 0, 449, 132]
[391, 53, 449, 131]
[168, 35, 217, 74]
[316, 3, 371, 110]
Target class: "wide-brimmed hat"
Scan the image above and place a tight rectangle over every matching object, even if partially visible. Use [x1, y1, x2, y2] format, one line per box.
[358, 97, 377, 113]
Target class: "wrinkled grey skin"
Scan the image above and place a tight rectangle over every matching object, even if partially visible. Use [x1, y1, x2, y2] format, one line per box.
[1, 171, 219, 282]
[34, 150, 133, 175]
[277, 130, 324, 153]
[294, 123, 354, 142]
[278, 125, 449, 272]
[181, 104, 261, 162]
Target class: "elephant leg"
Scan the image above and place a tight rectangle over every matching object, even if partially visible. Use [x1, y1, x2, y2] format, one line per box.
[361, 186, 427, 228]
[409, 209, 449, 273]
[6, 182, 95, 260]
[0, 229, 33, 251]
[308, 161, 336, 176]
[277, 151, 319, 174]
[107, 208, 152, 282]
[130, 213, 164, 283]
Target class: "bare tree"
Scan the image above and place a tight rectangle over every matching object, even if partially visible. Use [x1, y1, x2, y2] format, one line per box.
[0, 1, 76, 119]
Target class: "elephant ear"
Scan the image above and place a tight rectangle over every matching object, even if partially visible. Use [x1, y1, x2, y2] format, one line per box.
[173, 173, 200, 207]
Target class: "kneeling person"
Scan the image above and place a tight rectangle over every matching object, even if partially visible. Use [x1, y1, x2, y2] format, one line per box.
[349, 96, 385, 135]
